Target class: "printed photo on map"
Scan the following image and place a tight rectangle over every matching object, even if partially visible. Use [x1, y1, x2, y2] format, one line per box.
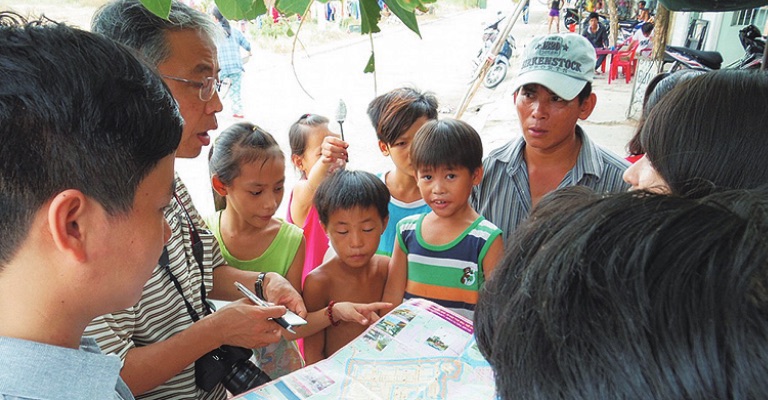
[426, 335, 449, 351]
[376, 316, 408, 337]
[362, 328, 392, 351]
[391, 307, 417, 322]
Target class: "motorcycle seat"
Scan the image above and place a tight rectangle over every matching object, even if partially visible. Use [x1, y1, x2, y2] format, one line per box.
[667, 45, 723, 70]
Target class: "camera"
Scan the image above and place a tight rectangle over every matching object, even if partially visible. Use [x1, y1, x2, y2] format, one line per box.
[195, 345, 271, 395]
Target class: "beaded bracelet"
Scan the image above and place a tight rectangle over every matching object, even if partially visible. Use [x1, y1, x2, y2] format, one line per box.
[327, 300, 341, 327]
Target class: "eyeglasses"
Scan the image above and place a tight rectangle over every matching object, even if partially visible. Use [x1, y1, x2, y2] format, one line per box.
[161, 75, 231, 102]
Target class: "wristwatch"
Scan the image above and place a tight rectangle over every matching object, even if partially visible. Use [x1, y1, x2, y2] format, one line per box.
[255, 272, 267, 300]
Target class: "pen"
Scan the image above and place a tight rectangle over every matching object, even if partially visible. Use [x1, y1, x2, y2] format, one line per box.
[234, 281, 295, 334]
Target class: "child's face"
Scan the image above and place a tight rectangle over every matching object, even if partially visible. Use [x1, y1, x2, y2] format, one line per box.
[295, 124, 337, 176]
[378, 116, 429, 178]
[416, 165, 482, 218]
[220, 156, 285, 229]
[104, 155, 175, 309]
[323, 206, 386, 268]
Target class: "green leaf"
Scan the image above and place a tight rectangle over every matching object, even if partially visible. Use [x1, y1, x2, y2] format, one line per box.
[360, 0, 382, 35]
[364, 52, 376, 73]
[139, 0, 171, 19]
[276, 0, 312, 16]
[384, 0, 420, 38]
[394, 0, 437, 13]
[215, 0, 268, 20]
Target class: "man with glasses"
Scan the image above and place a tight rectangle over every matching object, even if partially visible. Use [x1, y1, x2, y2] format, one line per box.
[471, 34, 629, 243]
[85, 1, 306, 399]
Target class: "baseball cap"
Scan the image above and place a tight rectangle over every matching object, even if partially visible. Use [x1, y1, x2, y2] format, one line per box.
[513, 34, 596, 101]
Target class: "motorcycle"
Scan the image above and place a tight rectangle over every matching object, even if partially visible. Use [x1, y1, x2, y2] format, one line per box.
[664, 24, 765, 71]
[471, 15, 516, 89]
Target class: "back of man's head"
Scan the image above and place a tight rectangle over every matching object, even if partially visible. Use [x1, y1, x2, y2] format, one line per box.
[476, 187, 768, 400]
[0, 12, 182, 266]
[92, 0, 217, 67]
[642, 22, 654, 35]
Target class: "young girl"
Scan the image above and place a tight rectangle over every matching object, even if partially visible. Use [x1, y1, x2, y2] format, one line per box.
[549, 0, 561, 33]
[207, 122, 305, 378]
[382, 118, 504, 319]
[366, 87, 438, 257]
[287, 114, 348, 285]
[208, 122, 387, 377]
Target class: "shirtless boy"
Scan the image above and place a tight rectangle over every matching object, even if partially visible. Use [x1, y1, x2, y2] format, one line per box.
[302, 170, 391, 364]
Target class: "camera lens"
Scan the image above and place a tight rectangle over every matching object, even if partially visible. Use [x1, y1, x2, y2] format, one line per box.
[221, 359, 272, 395]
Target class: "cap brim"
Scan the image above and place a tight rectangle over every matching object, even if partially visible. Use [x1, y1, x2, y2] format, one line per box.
[512, 70, 589, 101]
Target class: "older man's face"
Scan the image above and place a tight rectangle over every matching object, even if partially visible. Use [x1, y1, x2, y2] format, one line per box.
[157, 29, 223, 159]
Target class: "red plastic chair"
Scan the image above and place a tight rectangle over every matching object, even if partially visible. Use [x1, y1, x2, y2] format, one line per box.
[609, 40, 639, 84]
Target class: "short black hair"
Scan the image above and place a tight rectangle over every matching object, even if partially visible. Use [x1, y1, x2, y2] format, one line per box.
[314, 170, 390, 225]
[0, 13, 182, 265]
[410, 118, 483, 173]
[476, 187, 768, 400]
[367, 87, 438, 144]
[641, 22, 654, 35]
[588, 12, 600, 21]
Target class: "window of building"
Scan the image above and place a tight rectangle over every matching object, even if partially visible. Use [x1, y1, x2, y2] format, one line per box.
[731, 7, 768, 27]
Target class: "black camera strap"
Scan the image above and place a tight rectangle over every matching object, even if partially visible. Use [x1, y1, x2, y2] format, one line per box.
[158, 193, 212, 323]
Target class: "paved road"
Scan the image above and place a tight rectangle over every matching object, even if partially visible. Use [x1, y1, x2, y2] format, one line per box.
[176, 0, 638, 217]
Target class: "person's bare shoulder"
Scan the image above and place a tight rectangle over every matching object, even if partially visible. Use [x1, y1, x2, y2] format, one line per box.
[305, 256, 343, 287]
[370, 254, 391, 278]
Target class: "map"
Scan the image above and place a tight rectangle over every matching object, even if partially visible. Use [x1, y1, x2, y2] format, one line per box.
[235, 299, 497, 399]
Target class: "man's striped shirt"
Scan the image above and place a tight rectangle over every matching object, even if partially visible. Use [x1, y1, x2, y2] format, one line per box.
[85, 174, 227, 400]
[471, 126, 629, 244]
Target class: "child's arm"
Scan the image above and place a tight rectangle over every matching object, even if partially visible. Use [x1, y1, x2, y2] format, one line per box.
[285, 238, 306, 293]
[381, 240, 407, 315]
[301, 273, 328, 365]
[481, 235, 504, 279]
[281, 301, 391, 341]
[289, 136, 348, 227]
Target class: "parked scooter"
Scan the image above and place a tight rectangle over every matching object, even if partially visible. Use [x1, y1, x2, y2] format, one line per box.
[664, 24, 765, 71]
[471, 15, 516, 89]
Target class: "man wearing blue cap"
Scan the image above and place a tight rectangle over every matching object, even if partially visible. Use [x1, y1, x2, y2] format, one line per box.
[471, 34, 629, 242]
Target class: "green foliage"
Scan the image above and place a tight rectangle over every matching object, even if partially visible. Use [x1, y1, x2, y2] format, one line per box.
[276, 0, 311, 16]
[137, 0, 433, 74]
[139, 0, 171, 18]
[364, 52, 376, 73]
[215, 0, 267, 20]
[384, 0, 420, 38]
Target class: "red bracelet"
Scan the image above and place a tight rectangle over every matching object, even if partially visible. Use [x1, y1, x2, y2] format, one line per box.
[327, 301, 341, 327]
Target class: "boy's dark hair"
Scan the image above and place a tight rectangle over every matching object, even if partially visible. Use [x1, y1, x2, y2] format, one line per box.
[410, 118, 483, 173]
[209, 122, 284, 211]
[0, 13, 182, 266]
[475, 187, 768, 400]
[314, 170, 390, 225]
[642, 69, 768, 197]
[638, 0, 647, 6]
[92, 0, 218, 68]
[641, 22, 654, 35]
[588, 12, 599, 21]
[367, 87, 438, 144]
